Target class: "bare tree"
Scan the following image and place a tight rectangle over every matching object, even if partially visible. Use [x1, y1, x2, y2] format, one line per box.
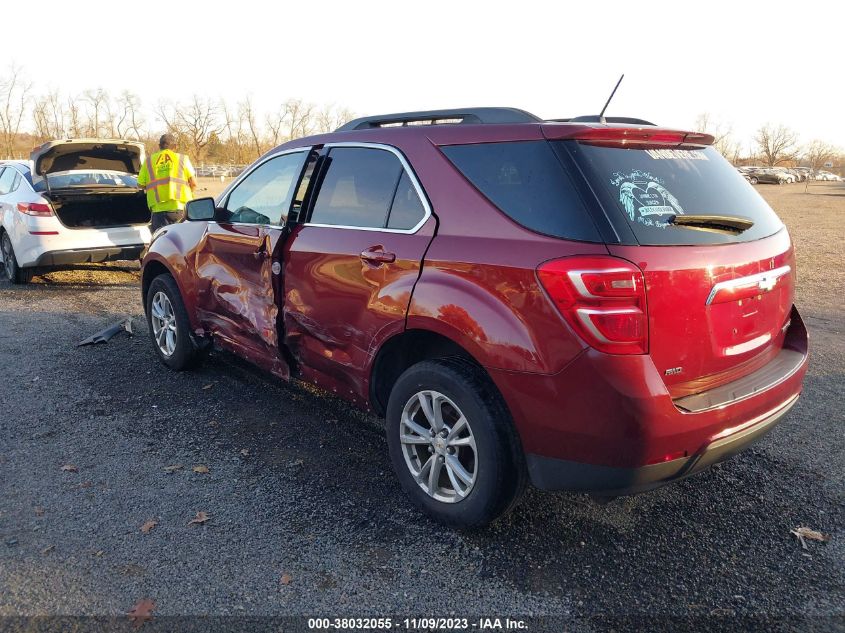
[803, 139, 839, 171]
[0, 64, 32, 157]
[33, 95, 53, 141]
[83, 88, 109, 137]
[239, 96, 263, 159]
[158, 95, 225, 161]
[67, 95, 83, 137]
[115, 90, 145, 139]
[694, 112, 741, 161]
[315, 104, 356, 134]
[754, 124, 799, 166]
[267, 99, 316, 145]
[47, 90, 66, 138]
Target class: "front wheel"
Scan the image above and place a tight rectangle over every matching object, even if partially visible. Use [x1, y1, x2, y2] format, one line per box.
[145, 274, 200, 370]
[386, 359, 526, 529]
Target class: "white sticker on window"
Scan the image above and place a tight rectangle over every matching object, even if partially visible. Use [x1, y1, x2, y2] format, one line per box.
[611, 170, 684, 228]
[645, 149, 709, 160]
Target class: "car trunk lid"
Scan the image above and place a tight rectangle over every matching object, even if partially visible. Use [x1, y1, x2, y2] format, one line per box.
[31, 139, 144, 180]
[557, 132, 794, 391]
[608, 230, 795, 392]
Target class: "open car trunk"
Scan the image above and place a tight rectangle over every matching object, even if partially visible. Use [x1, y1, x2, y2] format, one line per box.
[47, 188, 150, 228]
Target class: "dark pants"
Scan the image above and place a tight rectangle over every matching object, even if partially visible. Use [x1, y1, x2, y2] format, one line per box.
[150, 210, 184, 233]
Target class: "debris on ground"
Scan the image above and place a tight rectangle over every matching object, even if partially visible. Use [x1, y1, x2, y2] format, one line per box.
[187, 511, 209, 526]
[280, 572, 293, 586]
[77, 317, 134, 346]
[192, 465, 209, 474]
[127, 598, 156, 628]
[60, 464, 78, 473]
[791, 527, 830, 549]
[140, 520, 158, 534]
[163, 464, 183, 473]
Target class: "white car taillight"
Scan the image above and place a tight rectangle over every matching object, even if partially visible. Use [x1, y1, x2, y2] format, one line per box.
[17, 202, 53, 217]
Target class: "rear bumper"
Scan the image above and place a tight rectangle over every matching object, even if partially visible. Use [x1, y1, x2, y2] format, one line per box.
[489, 306, 809, 493]
[32, 245, 145, 267]
[526, 393, 798, 493]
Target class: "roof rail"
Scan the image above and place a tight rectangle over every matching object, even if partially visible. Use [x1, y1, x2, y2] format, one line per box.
[335, 107, 542, 131]
[554, 115, 657, 126]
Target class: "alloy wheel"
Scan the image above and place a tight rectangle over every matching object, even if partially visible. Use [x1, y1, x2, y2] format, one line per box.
[399, 390, 478, 503]
[150, 291, 177, 357]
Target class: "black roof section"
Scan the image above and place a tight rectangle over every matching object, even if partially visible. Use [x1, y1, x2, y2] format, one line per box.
[335, 107, 543, 131]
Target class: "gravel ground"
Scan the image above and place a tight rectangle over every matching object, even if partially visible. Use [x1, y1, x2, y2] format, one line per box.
[0, 182, 842, 630]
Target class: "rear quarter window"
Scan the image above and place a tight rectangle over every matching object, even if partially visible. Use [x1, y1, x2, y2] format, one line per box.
[563, 143, 784, 245]
[441, 141, 601, 242]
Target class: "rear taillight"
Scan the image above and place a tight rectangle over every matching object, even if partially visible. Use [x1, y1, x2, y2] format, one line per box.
[537, 256, 648, 355]
[17, 202, 53, 217]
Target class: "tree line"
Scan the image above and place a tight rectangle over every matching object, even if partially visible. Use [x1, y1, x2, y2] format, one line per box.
[0, 64, 841, 171]
[694, 113, 841, 170]
[0, 64, 354, 164]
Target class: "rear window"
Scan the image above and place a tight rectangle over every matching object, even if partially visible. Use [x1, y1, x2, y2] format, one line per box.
[441, 141, 601, 242]
[563, 143, 784, 245]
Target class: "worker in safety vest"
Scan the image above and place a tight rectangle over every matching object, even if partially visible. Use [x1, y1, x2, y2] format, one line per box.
[137, 133, 197, 232]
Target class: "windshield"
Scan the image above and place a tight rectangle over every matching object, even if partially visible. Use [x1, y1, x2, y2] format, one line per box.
[562, 143, 784, 245]
[35, 170, 138, 191]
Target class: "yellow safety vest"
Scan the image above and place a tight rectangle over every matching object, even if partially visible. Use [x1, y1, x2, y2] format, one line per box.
[139, 149, 194, 212]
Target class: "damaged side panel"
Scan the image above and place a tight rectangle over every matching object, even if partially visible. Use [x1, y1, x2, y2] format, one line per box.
[194, 223, 289, 379]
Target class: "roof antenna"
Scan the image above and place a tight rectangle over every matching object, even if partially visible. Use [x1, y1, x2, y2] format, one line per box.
[598, 74, 624, 124]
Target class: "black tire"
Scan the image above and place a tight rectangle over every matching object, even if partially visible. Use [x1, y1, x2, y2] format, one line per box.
[386, 358, 527, 529]
[145, 274, 200, 370]
[1, 231, 33, 284]
[750, 177, 758, 185]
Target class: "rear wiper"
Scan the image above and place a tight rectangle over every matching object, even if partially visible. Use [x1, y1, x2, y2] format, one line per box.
[667, 214, 754, 234]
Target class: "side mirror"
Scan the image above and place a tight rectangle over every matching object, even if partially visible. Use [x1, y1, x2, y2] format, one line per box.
[185, 197, 216, 221]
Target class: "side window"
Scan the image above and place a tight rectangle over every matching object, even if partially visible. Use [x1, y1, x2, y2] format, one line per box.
[0, 168, 13, 195]
[10, 172, 21, 192]
[442, 141, 601, 242]
[309, 147, 403, 228]
[224, 151, 307, 225]
[387, 172, 426, 230]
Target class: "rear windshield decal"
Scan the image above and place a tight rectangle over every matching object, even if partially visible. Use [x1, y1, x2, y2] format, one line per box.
[645, 149, 709, 160]
[611, 170, 684, 227]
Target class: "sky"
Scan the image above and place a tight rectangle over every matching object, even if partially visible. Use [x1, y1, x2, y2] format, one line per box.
[7, 0, 845, 150]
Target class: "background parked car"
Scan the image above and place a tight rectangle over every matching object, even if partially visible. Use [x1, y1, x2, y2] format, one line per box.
[0, 139, 151, 283]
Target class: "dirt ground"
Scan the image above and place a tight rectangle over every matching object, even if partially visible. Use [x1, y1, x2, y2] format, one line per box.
[0, 181, 842, 630]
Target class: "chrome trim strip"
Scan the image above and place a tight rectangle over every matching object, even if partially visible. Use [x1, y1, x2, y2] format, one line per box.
[705, 265, 791, 306]
[567, 268, 636, 298]
[575, 307, 641, 344]
[302, 141, 433, 235]
[708, 393, 800, 442]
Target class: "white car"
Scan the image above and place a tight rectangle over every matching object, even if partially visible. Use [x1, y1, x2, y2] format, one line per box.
[0, 139, 151, 283]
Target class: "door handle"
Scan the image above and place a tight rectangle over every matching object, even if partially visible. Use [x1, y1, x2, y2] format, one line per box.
[360, 247, 396, 264]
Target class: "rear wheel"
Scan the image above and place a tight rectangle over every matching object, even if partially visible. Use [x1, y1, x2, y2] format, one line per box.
[145, 274, 200, 370]
[1, 232, 32, 284]
[386, 359, 526, 529]
[749, 176, 758, 184]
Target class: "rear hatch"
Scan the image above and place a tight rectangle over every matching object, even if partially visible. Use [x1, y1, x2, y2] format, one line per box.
[559, 134, 793, 393]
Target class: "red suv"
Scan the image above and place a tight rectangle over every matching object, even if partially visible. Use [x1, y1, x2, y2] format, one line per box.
[141, 108, 808, 528]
